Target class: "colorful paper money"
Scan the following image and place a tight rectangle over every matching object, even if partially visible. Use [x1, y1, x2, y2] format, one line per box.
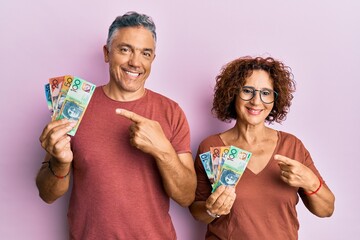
[49, 76, 64, 111]
[44, 76, 96, 136]
[44, 83, 53, 112]
[52, 75, 74, 119]
[200, 146, 252, 191]
[210, 147, 221, 181]
[200, 151, 214, 183]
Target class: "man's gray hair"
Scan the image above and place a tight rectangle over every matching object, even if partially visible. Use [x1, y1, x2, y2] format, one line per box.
[106, 11, 157, 49]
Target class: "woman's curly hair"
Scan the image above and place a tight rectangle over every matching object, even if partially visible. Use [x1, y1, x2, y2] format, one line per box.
[212, 56, 296, 124]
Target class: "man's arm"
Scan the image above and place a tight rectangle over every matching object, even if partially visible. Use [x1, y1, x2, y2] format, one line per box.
[153, 151, 196, 207]
[115, 108, 196, 207]
[36, 119, 75, 203]
[36, 154, 71, 203]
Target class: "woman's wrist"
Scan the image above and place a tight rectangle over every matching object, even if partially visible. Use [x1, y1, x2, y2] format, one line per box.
[304, 177, 322, 196]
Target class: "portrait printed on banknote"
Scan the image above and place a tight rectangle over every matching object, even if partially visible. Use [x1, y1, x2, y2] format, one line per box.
[60, 100, 84, 121]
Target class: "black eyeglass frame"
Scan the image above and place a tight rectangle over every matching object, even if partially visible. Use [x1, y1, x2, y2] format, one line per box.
[239, 86, 278, 104]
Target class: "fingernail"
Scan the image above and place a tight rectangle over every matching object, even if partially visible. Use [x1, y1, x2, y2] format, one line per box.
[68, 121, 77, 128]
[115, 108, 122, 114]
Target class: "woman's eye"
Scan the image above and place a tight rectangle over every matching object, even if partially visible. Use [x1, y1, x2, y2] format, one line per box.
[242, 88, 253, 94]
[262, 91, 270, 96]
[261, 89, 272, 96]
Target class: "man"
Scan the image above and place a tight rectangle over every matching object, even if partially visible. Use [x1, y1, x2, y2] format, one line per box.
[36, 11, 196, 239]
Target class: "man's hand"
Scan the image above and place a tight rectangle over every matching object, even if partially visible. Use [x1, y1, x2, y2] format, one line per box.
[39, 119, 75, 164]
[275, 154, 319, 192]
[205, 185, 236, 217]
[115, 108, 172, 156]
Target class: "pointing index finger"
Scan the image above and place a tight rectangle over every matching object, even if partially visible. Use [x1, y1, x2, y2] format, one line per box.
[274, 154, 295, 166]
[115, 108, 145, 123]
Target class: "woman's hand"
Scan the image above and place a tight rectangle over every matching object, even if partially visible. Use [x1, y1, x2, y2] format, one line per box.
[205, 185, 236, 217]
[275, 154, 319, 193]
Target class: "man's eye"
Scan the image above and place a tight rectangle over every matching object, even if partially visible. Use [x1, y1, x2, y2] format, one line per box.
[143, 51, 152, 57]
[120, 47, 130, 53]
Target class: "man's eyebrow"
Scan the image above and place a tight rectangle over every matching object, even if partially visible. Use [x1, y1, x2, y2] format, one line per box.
[116, 43, 133, 49]
[116, 43, 154, 53]
[143, 48, 154, 53]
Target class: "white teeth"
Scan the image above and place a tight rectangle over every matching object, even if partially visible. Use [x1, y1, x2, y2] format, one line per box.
[125, 71, 140, 77]
[249, 109, 261, 114]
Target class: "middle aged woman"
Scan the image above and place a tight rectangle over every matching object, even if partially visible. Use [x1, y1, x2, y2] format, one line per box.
[189, 56, 335, 240]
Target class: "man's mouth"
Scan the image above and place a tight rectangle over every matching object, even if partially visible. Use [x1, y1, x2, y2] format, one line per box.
[125, 71, 141, 77]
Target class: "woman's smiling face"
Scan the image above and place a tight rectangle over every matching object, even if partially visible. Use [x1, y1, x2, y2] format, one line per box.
[235, 70, 275, 126]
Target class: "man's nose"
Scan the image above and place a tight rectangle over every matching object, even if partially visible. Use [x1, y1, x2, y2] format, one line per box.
[128, 52, 141, 67]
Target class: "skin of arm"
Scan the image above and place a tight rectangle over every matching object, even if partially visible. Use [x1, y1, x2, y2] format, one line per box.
[275, 154, 335, 217]
[116, 108, 196, 207]
[36, 119, 75, 204]
[189, 185, 236, 223]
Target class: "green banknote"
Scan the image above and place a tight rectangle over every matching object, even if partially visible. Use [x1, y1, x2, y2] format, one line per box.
[55, 77, 96, 136]
[212, 146, 252, 191]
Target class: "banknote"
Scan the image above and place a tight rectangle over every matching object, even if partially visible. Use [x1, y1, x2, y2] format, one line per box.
[44, 83, 53, 112]
[55, 77, 96, 136]
[199, 151, 214, 183]
[219, 146, 230, 167]
[210, 147, 221, 181]
[218, 146, 230, 182]
[199, 145, 252, 191]
[212, 146, 252, 191]
[52, 75, 74, 119]
[49, 76, 64, 111]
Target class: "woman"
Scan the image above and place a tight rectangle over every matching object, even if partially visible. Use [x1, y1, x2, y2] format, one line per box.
[189, 56, 335, 240]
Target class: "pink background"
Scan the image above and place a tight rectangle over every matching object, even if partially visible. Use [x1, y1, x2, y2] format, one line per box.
[1, 0, 359, 239]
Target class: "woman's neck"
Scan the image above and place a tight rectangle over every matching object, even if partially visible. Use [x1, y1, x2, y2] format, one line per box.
[223, 122, 270, 146]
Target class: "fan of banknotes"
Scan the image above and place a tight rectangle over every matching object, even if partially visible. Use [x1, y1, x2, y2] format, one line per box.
[200, 146, 252, 191]
[44, 75, 96, 136]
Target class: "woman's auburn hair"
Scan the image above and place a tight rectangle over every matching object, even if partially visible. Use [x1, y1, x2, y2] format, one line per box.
[212, 56, 296, 124]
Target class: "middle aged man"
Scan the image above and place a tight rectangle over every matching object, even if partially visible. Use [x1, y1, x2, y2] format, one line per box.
[36, 11, 196, 239]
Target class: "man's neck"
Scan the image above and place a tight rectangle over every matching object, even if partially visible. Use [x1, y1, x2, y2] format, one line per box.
[103, 83, 146, 102]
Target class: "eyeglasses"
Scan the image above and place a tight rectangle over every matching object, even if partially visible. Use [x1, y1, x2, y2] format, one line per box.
[239, 86, 278, 104]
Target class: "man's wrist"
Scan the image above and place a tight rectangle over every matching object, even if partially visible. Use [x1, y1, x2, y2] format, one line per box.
[49, 158, 71, 170]
[42, 158, 71, 179]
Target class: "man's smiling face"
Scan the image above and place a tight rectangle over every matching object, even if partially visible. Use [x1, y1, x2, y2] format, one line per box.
[104, 26, 156, 98]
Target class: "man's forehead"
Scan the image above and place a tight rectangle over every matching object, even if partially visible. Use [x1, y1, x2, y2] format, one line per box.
[113, 27, 156, 49]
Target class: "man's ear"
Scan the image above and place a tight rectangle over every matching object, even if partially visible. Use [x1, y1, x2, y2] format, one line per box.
[103, 45, 109, 63]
